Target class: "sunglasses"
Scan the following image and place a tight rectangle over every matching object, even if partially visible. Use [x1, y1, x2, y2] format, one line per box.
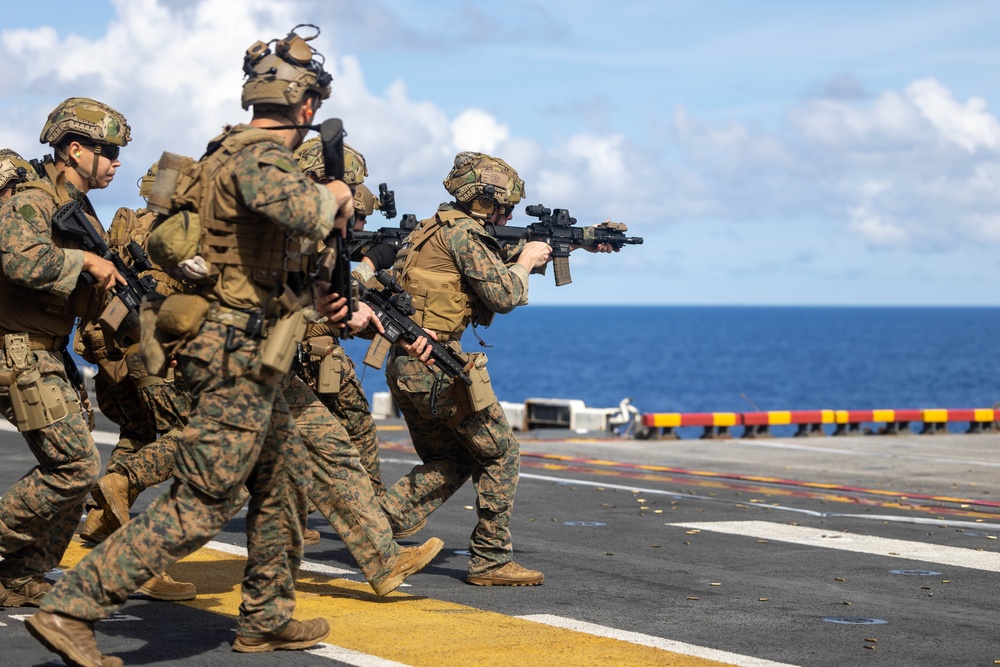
[86, 143, 121, 161]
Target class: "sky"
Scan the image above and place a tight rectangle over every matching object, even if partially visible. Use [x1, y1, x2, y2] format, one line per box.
[3, 0, 1000, 305]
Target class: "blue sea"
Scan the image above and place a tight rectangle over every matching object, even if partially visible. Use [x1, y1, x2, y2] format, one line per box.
[342, 306, 1000, 415]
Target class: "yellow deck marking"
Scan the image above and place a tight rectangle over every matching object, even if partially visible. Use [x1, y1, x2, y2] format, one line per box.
[60, 540, 740, 667]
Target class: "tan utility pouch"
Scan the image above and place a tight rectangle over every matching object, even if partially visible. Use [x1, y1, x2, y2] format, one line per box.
[3, 333, 77, 432]
[261, 308, 308, 374]
[155, 294, 210, 338]
[363, 335, 393, 370]
[315, 346, 344, 395]
[446, 346, 495, 428]
[462, 351, 495, 413]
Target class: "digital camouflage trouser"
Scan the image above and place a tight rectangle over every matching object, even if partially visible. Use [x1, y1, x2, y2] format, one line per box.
[283, 374, 400, 587]
[383, 350, 520, 576]
[41, 322, 309, 637]
[94, 354, 190, 496]
[308, 352, 385, 498]
[0, 350, 101, 585]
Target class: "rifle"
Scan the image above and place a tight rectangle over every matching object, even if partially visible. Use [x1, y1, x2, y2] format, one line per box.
[312, 118, 358, 336]
[51, 200, 157, 342]
[486, 204, 643, 286]
[348, 213, 417, 261]
[361, 270, 471, 388]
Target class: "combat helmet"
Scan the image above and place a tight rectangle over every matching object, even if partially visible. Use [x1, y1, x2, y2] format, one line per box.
[40, 97, 131, 150]
[0, 149, 37, 192]
[39, 97, 131, 188]
[242, 24, 332, 110]
[293, 138, 368, 185]
[443, 151, 525, 220]
[354, 183, 376, 217]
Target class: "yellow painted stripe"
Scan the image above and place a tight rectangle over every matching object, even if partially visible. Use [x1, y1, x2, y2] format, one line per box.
[975, 408, 995, 422]
[652, 413, 683, 428]
[713, 413, 738, 427]
[872, 409, 895, 422]
[59, 541, 734, 667]
[768, 411, 791, 425]
[923, 409, 948, 423]
[834, 410, 849, 424]
[820, 410, 835, 423]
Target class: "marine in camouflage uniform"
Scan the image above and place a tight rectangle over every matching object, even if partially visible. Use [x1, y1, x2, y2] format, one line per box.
[0, 101, 130, 614]
[379, 152, 553, 585]
[74, 166, 198, 601]
[294, 138, 385, 497]
[29, 28, 357, 666]
[288, 140, 444, 590]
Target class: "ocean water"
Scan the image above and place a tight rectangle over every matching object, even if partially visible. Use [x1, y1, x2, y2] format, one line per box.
[343, 306, 1000, 415]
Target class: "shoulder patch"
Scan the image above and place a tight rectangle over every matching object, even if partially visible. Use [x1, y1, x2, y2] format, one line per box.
[18, 204, 37, 220]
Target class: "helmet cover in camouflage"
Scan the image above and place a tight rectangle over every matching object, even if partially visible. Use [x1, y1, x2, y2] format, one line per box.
[138, 162, 158, 199]
[293, 136, 324, 179]
[443, 151, 525, 220]
[293, 137, 368, 185]
[241, 24, 332, 110]
[0, 149, 37, 191]
[39, 97, 132, 148]
[343, 142, 368, 186]
[354, 182, 376, 217]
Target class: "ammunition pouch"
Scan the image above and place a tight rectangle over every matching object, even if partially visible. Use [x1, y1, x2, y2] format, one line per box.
[260, 308, 309, 374]
[2, 333, 79, 432]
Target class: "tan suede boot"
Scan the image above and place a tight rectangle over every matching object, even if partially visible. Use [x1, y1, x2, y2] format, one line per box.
[26, 610, 123, 667]
[371, 537, 444, 596]
[137, 572, 197, 601]
[232, 617, 330, 653]
[91, 472, 131, 531]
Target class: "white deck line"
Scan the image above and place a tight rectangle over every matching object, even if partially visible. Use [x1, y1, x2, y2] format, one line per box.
[670, 521, 1000, 572]
[518, 614, 800, 667]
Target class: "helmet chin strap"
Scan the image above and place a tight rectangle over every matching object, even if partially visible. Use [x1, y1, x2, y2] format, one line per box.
[56, 147, 100, 190]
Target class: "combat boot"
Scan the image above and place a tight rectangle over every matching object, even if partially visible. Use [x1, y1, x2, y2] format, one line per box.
[466, 561, 545, 587]
[303, 527, 321, 545]
[79, 508, 112, 544]
[137, 572, 197, 601]
[26, 610, 123, 667]
[0, 580, 7, 606]
[393, 517, 427, 539]
[232, 617, 330, 653]
[371, 537, 444, 596]
[91, 472, 131, 531]
[1, 576, 53, 607]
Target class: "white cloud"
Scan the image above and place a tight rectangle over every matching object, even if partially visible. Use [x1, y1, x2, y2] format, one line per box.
[907, 78, 1000, 153]
[449, 109, 510, 154]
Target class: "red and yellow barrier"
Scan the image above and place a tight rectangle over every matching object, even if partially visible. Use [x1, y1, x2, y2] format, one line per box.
[640, 408, 996, 440]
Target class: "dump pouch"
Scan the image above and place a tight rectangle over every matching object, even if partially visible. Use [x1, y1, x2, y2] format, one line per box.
[260, 308, 309, 374]
[139, 295, 169, 377]
[155, 294, 210, 338]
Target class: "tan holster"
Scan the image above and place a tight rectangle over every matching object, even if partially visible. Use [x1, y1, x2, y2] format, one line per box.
[2, 333, 79, 432]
